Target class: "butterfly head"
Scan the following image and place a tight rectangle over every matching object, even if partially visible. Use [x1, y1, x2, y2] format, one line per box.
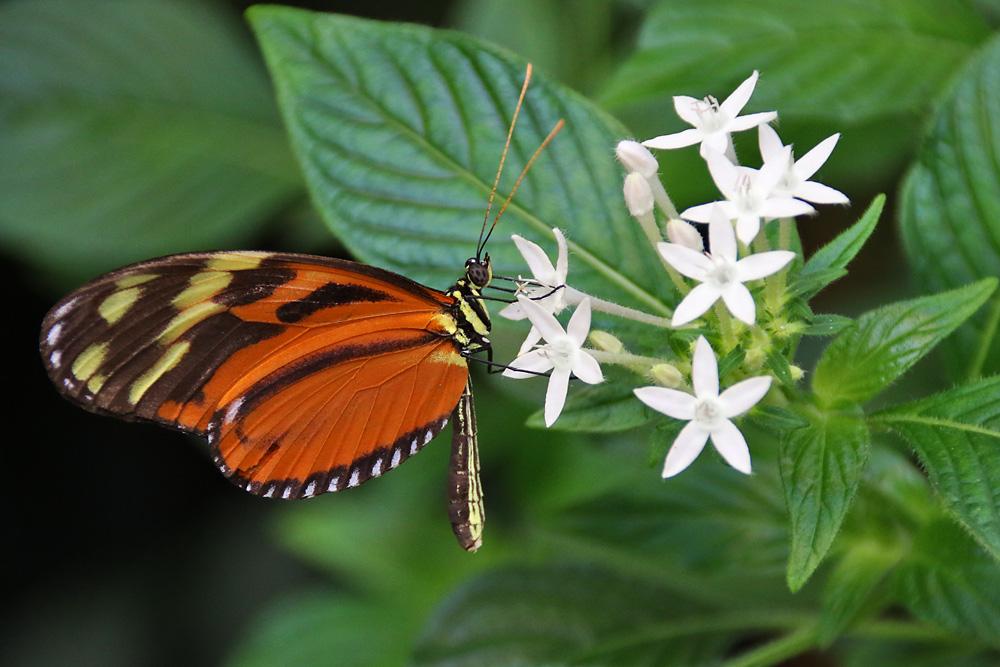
[465, 254, 492, 290]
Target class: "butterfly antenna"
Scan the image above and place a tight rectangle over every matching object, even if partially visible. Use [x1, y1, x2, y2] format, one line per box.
[478, 64, 533, 259]
[480, 118, 565, 252]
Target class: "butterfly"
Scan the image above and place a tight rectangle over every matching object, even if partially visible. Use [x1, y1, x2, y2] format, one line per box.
[38, 65, 561, 552]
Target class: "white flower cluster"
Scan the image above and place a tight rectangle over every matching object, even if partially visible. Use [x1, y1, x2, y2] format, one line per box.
[501, 72, 847, 478]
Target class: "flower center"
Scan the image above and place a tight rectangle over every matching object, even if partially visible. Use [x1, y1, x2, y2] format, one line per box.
[694, 396, 724, 428]
[695, 95, 727, 132]
[706, 258, 736, 288]
[542, 334, 577, 371]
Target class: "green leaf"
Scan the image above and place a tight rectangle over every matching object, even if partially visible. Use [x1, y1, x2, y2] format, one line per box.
[812, 279, 997, 404]
[766, 350, 794, 386]
[526, 384, 650, 432]
[780, 408, 870, 591]
[248, 6, 671, 315]
[749, 405, 811, 431]
[601, 1, 989, 124]
[797, 195, 884, 300]
[800, 314, 854, 337]
[893, 518, 1000, 649]
[817, 541, 897, 645]
[900, 35, 1000, 378]
[413, 564, 725, 665]
[0, 0, 301, 284]
[873, 376, 1000, 561]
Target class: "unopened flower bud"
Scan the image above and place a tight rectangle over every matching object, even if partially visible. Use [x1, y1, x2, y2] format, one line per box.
[624, 172, 654, 217]
[615, 140, 659, 178]
[666, 218, 704, 251]
[789, 365, 805, 382]
[650, 363, 683, 388]
[588, 330, 624, 354]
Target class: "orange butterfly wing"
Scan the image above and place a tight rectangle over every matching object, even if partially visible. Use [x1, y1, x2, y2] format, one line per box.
[40, 251, 470, 499]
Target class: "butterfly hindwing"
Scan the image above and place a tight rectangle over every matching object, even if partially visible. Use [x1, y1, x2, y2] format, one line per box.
[40, 251, 471, 497]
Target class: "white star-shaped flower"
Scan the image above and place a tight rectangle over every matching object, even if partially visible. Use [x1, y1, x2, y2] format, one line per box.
[758, 124, 849, 205]
[500, 228, 570, 354]
[634, 336, 772, 477]
[681, 149, 816, 245]
[642, 71, 777, 157]
[658, 208, 795, 326]
[503, 296, 604, 427]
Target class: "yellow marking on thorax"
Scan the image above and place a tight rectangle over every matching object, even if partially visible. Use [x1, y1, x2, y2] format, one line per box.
[458, 297, 490, 336]
[172, 271, 233, 309]
[115, 274, 157, 289]
[129, 341, 190, 405]
[431, 312, 460, 336]
[205, 251, 269, 272]
[158, 301, 227, 344]
[98, 287, 142, 324]
[71, 342, 109, 382]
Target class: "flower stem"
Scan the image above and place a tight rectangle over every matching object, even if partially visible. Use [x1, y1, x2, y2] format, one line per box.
[586, 348, 666, 373]
[636, 211, 689, 295]
[720, 624, 817, 667]
[714, 300, 738, 350]
[566, 287, 673, 327]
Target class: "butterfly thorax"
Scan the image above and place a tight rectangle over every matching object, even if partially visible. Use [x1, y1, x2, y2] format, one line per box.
[446, 255, 492, 355]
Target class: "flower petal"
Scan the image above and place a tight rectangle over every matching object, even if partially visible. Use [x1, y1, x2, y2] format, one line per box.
[502, 349, 553, 378]
[704, 150, 739, 197]
[794, 133, 839, 180]
[735, 215, 761, 245]
[643, 128, 702, 150]
[672, 95, 703, 126]
[512, 235, 557, 282]
[708, 207, 737, 262]
[691, 335, 719, 399]
[719, 71, 759, 117]
[734, 250, 795, 282]
[726, 110, 777, 133]
[544, 367, 571, 427]
[794, 181, 849, 205]
[566, 298, 592, 346]
[516, 295, 565, 342]
[498, 301, 526, 320]
[552, 228, 569, 281]
[663, 421, 710, 478]
[516, 325, 543, 357]
[757, 123, 784, 162]
[572, 350, 604, 385]
[633, 386, 697, 420]
[720, 282, 757, 325]
[761, 197, 815, 220]
[709, 419, 752, 474]
[756, 145, 791, 195]
[657, 243, 713, 279]
[719, 375, 773, 418]
[679, 202, 719, 223]
[671, 283, 720, 326]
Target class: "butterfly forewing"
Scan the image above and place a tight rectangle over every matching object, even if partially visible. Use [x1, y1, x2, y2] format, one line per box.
[40, 251, 471, 499]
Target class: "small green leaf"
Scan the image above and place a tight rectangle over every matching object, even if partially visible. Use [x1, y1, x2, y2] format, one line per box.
[0, 0, 301, 283]
[716, 346, 747, 381]
[749, 405, 810, 431]
[874, 376, 1000, 561]
[893, 518, 1000, 649]
[788, 267, 847, 299]
[817, 541, 897, 645]
[248, 6, 671, 314]
[766, 350, 794, 386]
[900, 37, 1000, 378]
[780, 408, 870, 591]
[526, 385, 649, 432]
[797, 195, 884, 300]
[801, 314, 854, 337]
[813, 279, 997, 404]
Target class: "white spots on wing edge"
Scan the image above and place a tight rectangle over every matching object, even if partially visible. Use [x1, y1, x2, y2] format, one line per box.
[49, 349, 62, 369]
[46, 322, 64, 347]
[52, 297, 79, 320]
[348, 469, 361, 488]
